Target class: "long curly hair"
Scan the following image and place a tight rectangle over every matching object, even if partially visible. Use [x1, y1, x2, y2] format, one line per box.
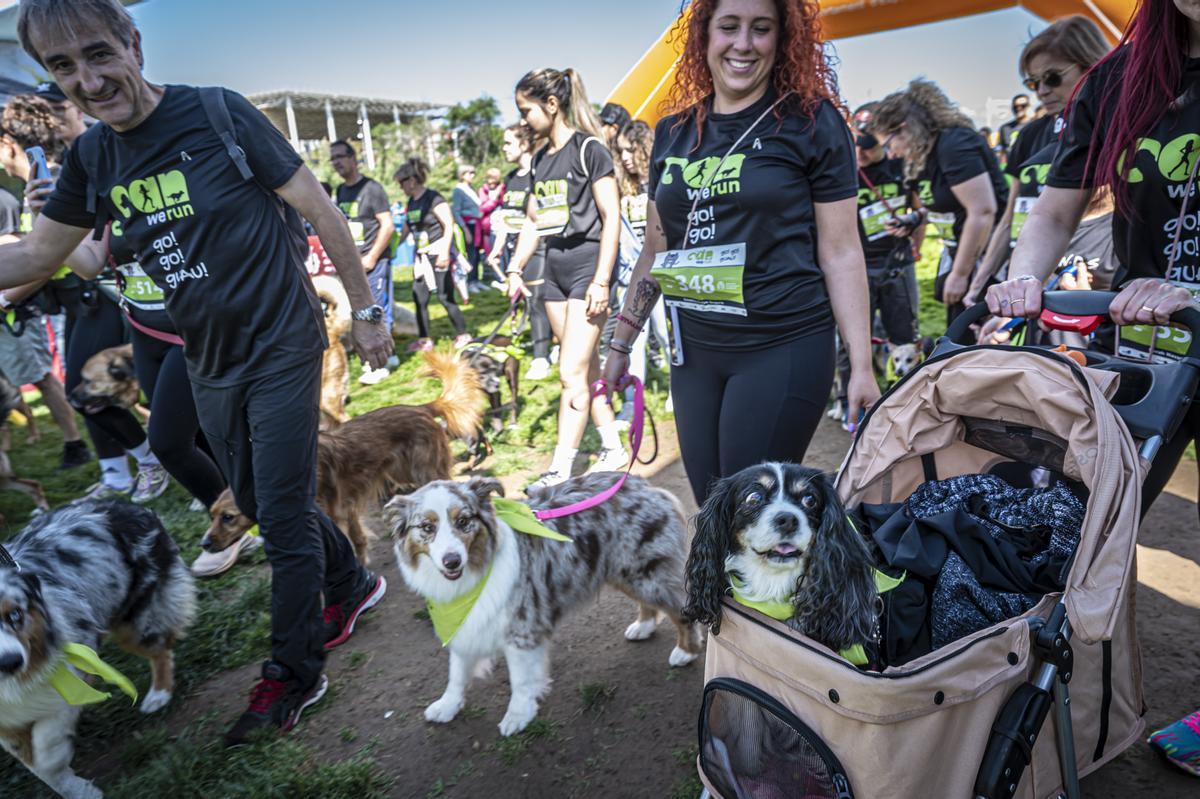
[871, 79, 976, 182]
[662, 0, 841, 148]
[618, 120, 654, 196]
[1, 94, 62, 161]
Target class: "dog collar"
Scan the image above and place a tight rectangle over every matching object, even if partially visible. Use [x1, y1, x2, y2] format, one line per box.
[47, 643, 138, 706]
[491, 498, 571, 542]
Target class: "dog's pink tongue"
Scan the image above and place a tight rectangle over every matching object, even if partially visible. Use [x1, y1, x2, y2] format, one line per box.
[773, 543, 799, 556]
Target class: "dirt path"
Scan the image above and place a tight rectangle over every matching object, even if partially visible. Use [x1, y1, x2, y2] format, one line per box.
[177, 417, 1197, 798]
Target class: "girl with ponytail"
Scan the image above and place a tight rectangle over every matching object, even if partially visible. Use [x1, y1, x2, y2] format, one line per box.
[507, 67, 628, 488]
[394, 156, 470, 351]
[986, 2, 1200, 774]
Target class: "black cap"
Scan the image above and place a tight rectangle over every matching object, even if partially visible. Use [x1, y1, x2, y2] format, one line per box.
[598, 102, 631, 129]
[34, 82, 68, 103]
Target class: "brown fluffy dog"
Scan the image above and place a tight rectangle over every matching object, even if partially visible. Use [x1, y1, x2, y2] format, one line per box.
[201, 349, 484, 564]
[312, 275, 351, 428]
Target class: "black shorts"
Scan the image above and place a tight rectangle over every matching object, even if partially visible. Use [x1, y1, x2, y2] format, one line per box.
[543, 239, 608, 302]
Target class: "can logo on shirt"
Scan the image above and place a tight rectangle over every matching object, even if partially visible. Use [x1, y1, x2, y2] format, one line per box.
[110, 170, 193, 222]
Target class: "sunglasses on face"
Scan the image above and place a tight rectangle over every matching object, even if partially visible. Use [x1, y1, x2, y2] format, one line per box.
[1023, 66, 1075, 92]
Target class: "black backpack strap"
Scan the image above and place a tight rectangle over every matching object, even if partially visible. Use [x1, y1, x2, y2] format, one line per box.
[197, 87, 255, 182]
[76, 127, 110, 240]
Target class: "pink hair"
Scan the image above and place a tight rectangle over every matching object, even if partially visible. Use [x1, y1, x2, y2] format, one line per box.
[1079, 0, 1187, 217]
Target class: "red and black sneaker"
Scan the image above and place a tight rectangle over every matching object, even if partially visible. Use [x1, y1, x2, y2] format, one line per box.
[223, 661, 328, 748]
[323, 571, 387, 650]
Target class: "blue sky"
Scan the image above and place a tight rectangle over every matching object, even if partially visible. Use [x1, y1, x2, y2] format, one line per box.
[120, 1, 1046, 128]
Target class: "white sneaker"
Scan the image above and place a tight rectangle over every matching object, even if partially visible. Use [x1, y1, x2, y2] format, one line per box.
[190, 533, 262, 578]
[549, 345, 560, 365]
[358, 366, 389, 386]
[188, 498, 206, 512]
[524, 357, 551, 381]
[665, 393, 674, 414]
[526, 468, 570, 491]
[589, 447, 630, 474]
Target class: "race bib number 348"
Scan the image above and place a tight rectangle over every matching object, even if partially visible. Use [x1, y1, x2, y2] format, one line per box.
[650, 242, 746, 316]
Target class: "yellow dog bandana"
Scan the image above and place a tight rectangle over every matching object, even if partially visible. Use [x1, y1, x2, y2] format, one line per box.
[729, 569, 905, 667]
[426, 499, 572, 646]
[47, 643, 138, 706]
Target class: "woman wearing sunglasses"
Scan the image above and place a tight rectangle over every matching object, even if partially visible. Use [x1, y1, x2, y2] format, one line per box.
[872, 80, 1008, 325]
[966, 16, 1111, 307]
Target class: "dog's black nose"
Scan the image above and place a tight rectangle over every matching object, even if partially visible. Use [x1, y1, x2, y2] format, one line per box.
[0, 651, 24, 674]
[773, 513, 799, 534]
[200, 537, 214, 552]
[442, 553, 462, 571]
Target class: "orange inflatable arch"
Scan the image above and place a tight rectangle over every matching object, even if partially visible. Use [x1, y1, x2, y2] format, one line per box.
[606, 0, 1135, 124]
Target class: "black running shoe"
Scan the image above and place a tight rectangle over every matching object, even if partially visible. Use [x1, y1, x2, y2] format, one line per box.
[223, 661, 328, 748]
[323, 571, 387, 650]
[58, 439, 93, 470]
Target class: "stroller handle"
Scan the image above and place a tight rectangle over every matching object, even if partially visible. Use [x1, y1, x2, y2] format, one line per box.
[945, 290, 1200, 358]
[937, 291, 1200, 446]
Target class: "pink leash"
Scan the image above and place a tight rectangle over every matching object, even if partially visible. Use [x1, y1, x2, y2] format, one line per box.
[533, 375, 644, 521]
[124, 312, 185, 347]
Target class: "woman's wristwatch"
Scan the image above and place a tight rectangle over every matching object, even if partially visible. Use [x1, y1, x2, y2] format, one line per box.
[351, 304, 384, 323]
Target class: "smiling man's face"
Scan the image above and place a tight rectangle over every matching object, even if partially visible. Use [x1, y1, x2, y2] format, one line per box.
[30, 18, 153, 132]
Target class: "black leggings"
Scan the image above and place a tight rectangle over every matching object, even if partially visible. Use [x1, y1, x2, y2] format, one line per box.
[670, 327, 836, 504]
[510, 246, 550, 360]
[412, 262, 467, 338]
[63, 294, 145, 459]
[131, 329, 226, 507]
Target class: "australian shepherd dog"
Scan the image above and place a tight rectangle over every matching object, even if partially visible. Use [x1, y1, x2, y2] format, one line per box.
[385, 475, 703, 736]
[0, 502, 195, 799]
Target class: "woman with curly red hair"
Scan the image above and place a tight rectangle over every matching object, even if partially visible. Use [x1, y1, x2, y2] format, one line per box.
[603, 0, 877, 503]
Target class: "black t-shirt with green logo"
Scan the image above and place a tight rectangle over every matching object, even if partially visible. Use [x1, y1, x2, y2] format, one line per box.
[650, 91, 857, 349]
[1004, 114, 1058, 181]
[856, 156, 913, 270]
[497, 167, 532, 258]
[530, 131, 614, 244]
[1049, 48, 1200, 289]
[913, 126, 1009, 248]
[405, 189, 454, 255]
[42, 85, 323, 387]
[336, 176, 391, 259]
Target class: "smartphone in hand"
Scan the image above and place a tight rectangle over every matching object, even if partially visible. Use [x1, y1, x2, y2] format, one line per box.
[26, 146, 51, 182]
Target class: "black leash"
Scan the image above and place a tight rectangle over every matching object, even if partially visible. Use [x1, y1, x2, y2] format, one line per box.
[635, 403, 659, 465]
[465, 297, 529, 370]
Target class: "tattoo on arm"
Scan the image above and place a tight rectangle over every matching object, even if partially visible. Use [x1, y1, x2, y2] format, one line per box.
[628, 277, 661, 321]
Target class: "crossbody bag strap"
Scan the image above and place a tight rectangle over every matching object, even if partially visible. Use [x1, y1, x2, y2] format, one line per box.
[858, 166, 904, 224]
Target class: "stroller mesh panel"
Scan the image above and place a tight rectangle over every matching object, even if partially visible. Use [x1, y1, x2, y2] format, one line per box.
[701, 678, 854, 799]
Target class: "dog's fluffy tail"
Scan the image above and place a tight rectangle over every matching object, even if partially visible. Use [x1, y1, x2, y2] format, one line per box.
[420, 348, 484, 439]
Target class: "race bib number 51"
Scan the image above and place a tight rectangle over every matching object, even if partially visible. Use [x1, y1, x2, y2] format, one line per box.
[650, 242, 746, 316]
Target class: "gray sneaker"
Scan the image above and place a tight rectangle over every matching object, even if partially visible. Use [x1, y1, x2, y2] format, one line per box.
[131, 464, 171, 503]
[80, 481, 130, 502]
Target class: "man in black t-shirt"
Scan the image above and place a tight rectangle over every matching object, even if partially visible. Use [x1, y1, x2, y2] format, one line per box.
[997, 94, 1032, 164]
[7, 0, 393, 748]
[332, 139, 395, 383]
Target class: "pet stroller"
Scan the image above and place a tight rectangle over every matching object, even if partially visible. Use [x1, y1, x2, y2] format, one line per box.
[696, 291, 1200, 799]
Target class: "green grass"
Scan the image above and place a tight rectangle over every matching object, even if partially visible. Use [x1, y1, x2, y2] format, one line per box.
[579, 681, 617, 714]
[491, 718, 559, 766]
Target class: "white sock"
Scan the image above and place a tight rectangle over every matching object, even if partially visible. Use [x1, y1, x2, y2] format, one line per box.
[128, 441, 160, 467]
[99, 457, 133, 490]
[549, 446, 577, 475]
[598, 422, 623, 452]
